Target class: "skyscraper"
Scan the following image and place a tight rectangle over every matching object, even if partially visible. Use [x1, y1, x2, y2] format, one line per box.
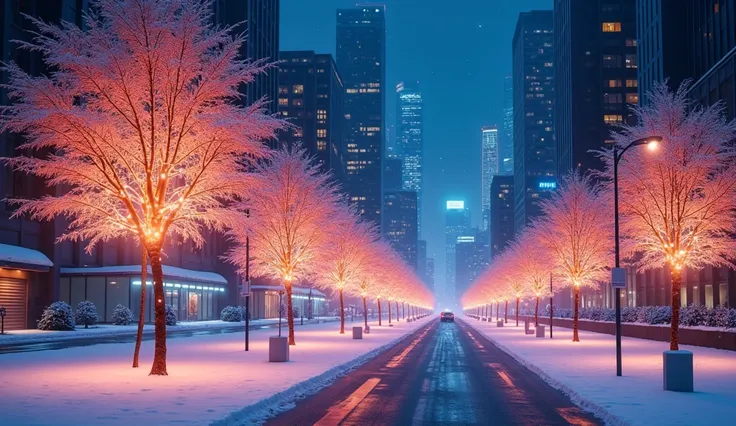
[455, 232, 485, 303]
[490, 175, 515, 259]
[554, 0, 638, 178]
[513, 11, 556, 231]
[336, 7, 386, 228]
[445, 201, 470, 306]
[213, 0, 279, 113]
[278, 51, 344, 175]
[396, 81, 424, 233]
[383, 191, 418, 269]
[636, 0, 690, 107]
[481, 126, 499, 233]
[502, 76, 514, 175]
[426, 257, 435, 291]
[417, 239, 427, 283]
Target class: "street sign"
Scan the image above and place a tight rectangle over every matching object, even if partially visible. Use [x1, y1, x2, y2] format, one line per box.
[0, 307, 6, 317]
[240, 280, 252, 297]
[611, 267, 626, 288]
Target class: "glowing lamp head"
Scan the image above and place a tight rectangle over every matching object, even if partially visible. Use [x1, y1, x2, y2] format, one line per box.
[646, 140, 659, 151]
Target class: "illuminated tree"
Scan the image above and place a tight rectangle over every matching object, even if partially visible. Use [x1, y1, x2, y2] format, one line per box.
[226, 145, 340, 345]
[0, 0, 281, 375]
[497, 250, 526, 327]
[600, 83, 736, 350]
[513, 228, 551, 327]
[353, 240, 391, 330]
[313, 208, 373, 334]
[535, 173, 612, 342]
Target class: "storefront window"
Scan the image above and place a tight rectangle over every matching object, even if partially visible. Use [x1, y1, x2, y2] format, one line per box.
[106, 276, 130, 321]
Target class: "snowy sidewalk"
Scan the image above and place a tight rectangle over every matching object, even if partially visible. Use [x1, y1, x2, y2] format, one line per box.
[0, 317, 337, 345]
[463, 317, 736, 426]
[0, 316, 431, 426]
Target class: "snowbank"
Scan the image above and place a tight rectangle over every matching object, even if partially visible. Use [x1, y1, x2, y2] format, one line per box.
[0, 316, 431, 426]
[463, 317, 736, 426]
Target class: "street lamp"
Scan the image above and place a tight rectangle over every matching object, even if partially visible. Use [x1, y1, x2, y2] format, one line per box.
[612, 135, 662, 377]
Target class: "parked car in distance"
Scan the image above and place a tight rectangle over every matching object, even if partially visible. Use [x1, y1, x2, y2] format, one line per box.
[440, 311, 454, 322]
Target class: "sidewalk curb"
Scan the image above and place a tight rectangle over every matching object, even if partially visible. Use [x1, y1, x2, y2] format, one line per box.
[211, 318, 433, 426]
[461, 318, 630, 426]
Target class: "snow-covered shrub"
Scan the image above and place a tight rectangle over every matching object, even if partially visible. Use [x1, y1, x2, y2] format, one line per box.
[165, 305, 177, 326]
[645, 306, 671, 324]
[702, 306, 720, 327]
[240, 306, 251, 321]
[602, 308, 616, 322]
[38, 301, 75, 331]
[220, 306, 242, 322]
[621, 306, 638, 322]
[111, 304, 134, 325]
[679, 305, 706, 327]
[74, 301, 99, 329]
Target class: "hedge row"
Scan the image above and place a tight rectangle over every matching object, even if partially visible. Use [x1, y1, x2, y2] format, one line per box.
[533, 305, 736, 328]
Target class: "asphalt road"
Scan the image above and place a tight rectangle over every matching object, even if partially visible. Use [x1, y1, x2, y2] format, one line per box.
[267, 318, 601, 426]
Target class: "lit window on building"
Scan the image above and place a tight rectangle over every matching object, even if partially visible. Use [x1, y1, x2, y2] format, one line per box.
[625, 54, 637, 68]
[626, 93, 639, 104]
[293, 85, 304, 94]
[607, 79, 622, 88]
[626, 79, 638, 88]
[317, 140, 327, 151]
[292, 98, 303, 106]
[317, 110, 327, 120]
[317, 129, 327, 138]
[603, 114, 623, 124]
[602, 22, 622, 32]
[293, 128, 303, 138]
[278, 98, 288, 106]
[279, 86, 289, 95]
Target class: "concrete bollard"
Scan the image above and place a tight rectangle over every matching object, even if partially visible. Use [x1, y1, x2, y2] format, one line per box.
[352, 326, 363, 339]
[496, 320, 504, 327]
[535, 325, 545, 338]
[663, 350, 694, 392]
[269, 336, 289, 362]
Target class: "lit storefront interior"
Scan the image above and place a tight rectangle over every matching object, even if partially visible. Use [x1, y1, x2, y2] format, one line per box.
[60, 265, 228, 322]
[0, 244, 54, 330]
[250, 285, 327, 319]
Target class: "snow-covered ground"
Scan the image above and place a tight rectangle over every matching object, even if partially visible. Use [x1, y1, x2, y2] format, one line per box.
[463, 317, 736, 426]
[0, 317, 336, 345]
[0, 316, 431, 425]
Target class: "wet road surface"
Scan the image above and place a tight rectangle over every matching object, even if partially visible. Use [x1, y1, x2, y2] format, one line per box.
[267, 318, 601, 426]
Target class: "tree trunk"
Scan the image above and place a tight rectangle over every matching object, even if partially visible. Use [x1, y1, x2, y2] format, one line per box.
[573, 285, 580, 342]
[515, 297, 520, 326]
[286, 283, 296, 345]
[378, 298, 382, 326]
[496, 302, 499, 320]
[388, 300, 392, 324]
[670, 268, 682, 350]
[133, 247, 147, 368]
[339, 288, 345, 334]
[362, 296, 368, 329]
[148, 246, 167, 376]
[395, 301, 399, 322]
[535, 296, 540, 327]
[504, 300, 508, 323]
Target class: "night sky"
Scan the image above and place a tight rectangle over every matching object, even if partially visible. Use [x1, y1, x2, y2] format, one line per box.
[281, 0, 552, 290]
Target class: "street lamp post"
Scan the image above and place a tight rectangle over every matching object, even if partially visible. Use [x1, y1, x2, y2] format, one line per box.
[612, 136, 662, 377]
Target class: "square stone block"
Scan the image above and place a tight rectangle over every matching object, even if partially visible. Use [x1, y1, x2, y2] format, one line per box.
[269, 336, 289, 363]
[496, 320, 504, 327]
[352, 326, 363, 339]
[663, 350, 694, 392]
[536, 325, 545, 338]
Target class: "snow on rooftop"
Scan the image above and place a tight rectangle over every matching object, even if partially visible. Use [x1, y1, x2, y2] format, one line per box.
[60, 265, 227, 284]
[0, 243, 53, 268]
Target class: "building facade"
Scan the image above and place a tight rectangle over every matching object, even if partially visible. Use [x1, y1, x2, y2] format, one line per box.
[213, 0, 280, 114]
[396, 81, 424, 234]
[426, 257, 435, 291]
[455, 233, 485, 303]
[555, 0, 638, 179]
[481, 126, 500, 233]
[512, 11, 556, 231]
[278, 51, 344, 175]
[502, 76, 515, 175]
[445, 201, 471, 307]
[490, 175, 515, 260]
[336, 7, 386, 228]
[635, 0, 691, 106]
[383, 191, 418, 270]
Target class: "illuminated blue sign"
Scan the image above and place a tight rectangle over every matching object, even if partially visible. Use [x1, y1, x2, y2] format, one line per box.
[538, 181, 557, 190]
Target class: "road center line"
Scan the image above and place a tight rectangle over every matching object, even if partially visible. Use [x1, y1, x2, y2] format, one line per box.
[313, 377, 381, 426]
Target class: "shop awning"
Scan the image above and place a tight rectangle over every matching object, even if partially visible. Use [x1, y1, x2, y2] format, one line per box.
[0, 243, 53, 272]
[60, 265, 228, 285]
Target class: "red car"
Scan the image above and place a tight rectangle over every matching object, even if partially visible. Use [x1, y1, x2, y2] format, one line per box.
[440, 311, 454, 322]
